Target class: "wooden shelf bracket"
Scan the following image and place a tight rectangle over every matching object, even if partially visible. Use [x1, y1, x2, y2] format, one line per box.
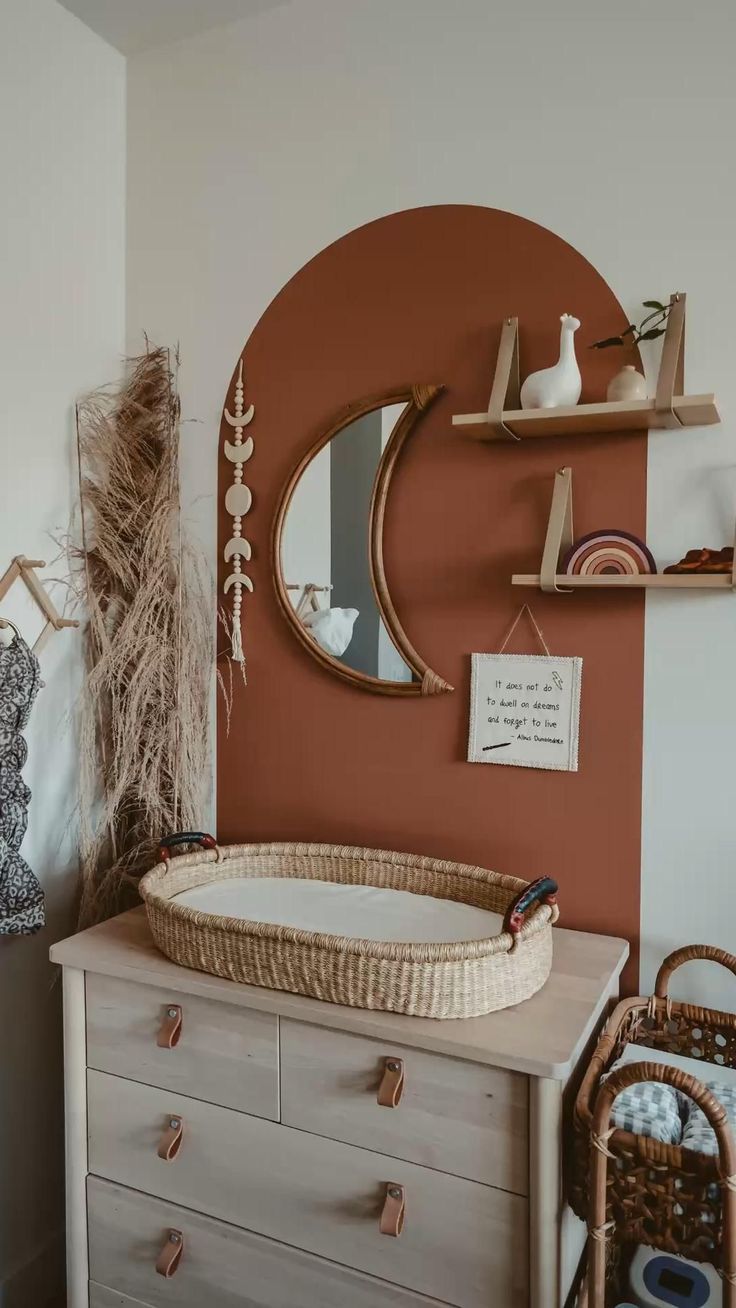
[486, 317, 521, 441]
[540, 468, 575, 593]
[654, 292, 686, 428]
[0, 556, 79, 653]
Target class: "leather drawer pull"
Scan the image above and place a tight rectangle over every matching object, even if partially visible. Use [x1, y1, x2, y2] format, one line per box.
[379, 1183, 405, 1237]
[157, 1115, 184, 1161]
[377, 1057, 405, 1108]
[157, 1004, 183, 1049]
[155, 1229, 184, 1278]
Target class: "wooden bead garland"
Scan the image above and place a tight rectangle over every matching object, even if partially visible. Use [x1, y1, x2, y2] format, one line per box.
[222, 359, 254, 669]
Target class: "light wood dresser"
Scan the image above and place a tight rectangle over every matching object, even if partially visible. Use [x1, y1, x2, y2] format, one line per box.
[51, 908, 627, 1308]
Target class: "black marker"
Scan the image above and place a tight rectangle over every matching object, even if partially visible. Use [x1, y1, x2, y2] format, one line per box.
[482, 742, 511, 751]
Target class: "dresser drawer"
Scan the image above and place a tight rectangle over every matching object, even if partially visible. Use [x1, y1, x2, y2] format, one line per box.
[88, 1176, 453, 1308]
[88, 1071, 527, 1308]
[280, 1018, 528, 1192]
[86, 973, 278, 1118]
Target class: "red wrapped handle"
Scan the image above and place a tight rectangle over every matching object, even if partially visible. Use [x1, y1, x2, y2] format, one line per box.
[158, 832, 217, 863]
[503, 877, 558, 936]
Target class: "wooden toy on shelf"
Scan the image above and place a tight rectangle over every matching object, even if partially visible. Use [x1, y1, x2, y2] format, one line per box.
[563, 529, 657, 579]
[664, 546, 734, 575]
[453, 292, 719, 442]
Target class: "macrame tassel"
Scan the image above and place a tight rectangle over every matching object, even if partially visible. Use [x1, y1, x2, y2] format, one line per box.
[231, 612, 245, 665]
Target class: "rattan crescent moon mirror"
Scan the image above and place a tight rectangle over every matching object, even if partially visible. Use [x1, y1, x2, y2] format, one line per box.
[272, 383, 453, 696]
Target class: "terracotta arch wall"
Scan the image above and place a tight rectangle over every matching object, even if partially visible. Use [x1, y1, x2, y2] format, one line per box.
[218, 205, 646, 989]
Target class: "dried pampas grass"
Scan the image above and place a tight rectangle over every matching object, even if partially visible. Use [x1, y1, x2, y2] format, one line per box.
[75, 346, 212, 927]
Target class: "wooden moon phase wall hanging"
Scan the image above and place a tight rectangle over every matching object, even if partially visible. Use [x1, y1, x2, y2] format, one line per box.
[272, 383, 454, 696]
[222, 360, 255, 667]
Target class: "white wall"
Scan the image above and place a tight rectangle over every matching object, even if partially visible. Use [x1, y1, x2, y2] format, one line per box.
[0, 1, 125, 1299]
[127, 0, 736, 1009]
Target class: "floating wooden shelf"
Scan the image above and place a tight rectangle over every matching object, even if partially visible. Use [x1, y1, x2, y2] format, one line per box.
[454, 394, 719, 441]
[514, 467, 736, 593]
[512, 573, 733, 590]
[453, 293, 720, 442]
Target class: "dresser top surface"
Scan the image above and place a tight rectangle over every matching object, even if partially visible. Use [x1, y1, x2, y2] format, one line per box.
[51, 907, 627, 1079]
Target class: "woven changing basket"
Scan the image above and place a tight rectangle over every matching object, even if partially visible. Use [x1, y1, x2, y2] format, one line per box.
[571, 944, 736, 1283]
[139, 835, 559, 1020]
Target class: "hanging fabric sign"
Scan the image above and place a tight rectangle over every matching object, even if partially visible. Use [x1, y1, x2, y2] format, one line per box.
[467, 605, 582, 772]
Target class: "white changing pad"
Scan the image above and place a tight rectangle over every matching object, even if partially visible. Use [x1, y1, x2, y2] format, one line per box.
[173, 877, 504, 944]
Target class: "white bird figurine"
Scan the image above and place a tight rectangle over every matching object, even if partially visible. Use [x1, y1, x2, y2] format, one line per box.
[520, 313, 582, 410]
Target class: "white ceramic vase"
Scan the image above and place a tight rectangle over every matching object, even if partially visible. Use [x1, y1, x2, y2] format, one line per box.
[520, 313, 582, 410]
[606, 364, 647, 402]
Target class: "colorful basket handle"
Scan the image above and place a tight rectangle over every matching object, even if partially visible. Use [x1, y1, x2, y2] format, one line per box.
[158, 831, 217, 863]
[503, 876, 558, 937]
[654, 943, 736, 1001]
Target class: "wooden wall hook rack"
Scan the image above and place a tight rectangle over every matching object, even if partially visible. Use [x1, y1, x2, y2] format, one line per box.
[513, 468, 736, 592]
[453, 293, 719, 441]
[0, 556, 80, 652]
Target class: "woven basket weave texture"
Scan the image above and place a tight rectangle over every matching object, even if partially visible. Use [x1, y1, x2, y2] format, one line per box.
[139, 842, 557, 1019]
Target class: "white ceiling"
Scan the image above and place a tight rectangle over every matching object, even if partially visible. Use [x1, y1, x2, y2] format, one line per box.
[57, 0, 287, 55]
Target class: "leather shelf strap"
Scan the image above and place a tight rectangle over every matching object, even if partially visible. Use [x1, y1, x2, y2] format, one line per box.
[377, 1057, 405, 1108]
[155, 1229, 184, 1278]
[379, 1183, 406, 1237]
[157, 1115, 184, 1161]
[157, 1004, 183, 1049]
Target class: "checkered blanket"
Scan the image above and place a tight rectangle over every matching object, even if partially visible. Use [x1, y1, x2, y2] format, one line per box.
[603, 1050, 736, 1152]
[682, 1081, 736, 1156]
[605, 1070, 683, 1144]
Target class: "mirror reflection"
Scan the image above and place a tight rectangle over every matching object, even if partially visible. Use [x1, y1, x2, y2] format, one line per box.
[282, 403, 414, 683]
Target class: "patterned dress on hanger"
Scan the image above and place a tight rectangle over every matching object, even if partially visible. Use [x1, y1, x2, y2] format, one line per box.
[0, 631, 44, 934]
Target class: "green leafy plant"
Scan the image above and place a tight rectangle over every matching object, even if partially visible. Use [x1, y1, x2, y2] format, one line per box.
[590, 299, 672, 350]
